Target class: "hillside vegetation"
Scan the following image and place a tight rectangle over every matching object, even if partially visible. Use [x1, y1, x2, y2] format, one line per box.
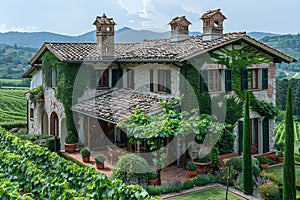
[0, 87, 27, 128]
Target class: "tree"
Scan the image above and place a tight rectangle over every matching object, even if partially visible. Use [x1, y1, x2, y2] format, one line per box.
[283, 86, 296, 200]
[242, 91, 253, 195]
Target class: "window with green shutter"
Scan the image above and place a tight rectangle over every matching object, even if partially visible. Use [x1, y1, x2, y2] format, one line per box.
[241, 68, 248, 91]
[150, 69, 154, 92]
[262, 118, 269, 153]
[166, 70, 171, 94]
[225, 69, 232, 92]
[262, 68, 268, 90]
[112, 69, 123, 88]
[238, 121, 243, 155]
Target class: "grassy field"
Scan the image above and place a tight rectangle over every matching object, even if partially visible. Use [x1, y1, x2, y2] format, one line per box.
[0, 87, 28, 128]
[168, 187, 245, 200]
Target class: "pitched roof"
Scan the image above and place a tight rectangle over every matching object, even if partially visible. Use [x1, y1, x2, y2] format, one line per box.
[201, 9, 227, 19]
[71, 88, 173, 124]
[24, 32, 296, 78]
[168, 16, 192, 26]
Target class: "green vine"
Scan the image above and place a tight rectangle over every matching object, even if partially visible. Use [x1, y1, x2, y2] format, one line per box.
[29, 85, 44, 103]
[41, 52, 80, 140]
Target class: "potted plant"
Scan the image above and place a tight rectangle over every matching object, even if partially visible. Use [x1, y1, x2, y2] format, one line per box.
[80, 147, 91, 163]
[95, 154, 105, 169]
[275, 142, 284, 163]
[64, 132, 78, 153]
[257, 156, 269, 170]
[148, 171, 158, 185]
[187, 162, 198, 178]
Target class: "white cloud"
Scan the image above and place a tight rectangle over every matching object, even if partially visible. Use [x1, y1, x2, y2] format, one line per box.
[0, 23, 38, 33]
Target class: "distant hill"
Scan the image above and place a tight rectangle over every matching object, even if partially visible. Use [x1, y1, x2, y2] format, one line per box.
[0, 27, 278, 48]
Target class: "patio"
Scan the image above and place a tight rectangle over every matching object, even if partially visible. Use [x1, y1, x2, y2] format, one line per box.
[63, 149, 191, 184]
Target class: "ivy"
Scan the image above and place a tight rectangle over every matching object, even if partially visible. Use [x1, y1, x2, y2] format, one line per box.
[29, 85, 44, 103]
[41, 52, 80, 140]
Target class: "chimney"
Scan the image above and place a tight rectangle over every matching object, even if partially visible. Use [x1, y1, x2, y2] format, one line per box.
[201, 9, 226, 42]
[93, 13, 116, 59]
[168, 16, 191, 42]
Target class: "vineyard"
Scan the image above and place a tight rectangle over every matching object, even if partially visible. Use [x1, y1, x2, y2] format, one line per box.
[0, 87, 27, 128]
[274, 121, 300, 144]
[0, 128, 156, 199]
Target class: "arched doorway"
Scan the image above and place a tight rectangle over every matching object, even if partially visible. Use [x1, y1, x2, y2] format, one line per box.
[42, 111, 48, 135]
[50, 112, 59, 137]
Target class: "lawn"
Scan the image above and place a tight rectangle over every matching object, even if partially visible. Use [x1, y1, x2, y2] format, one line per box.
[167, 187, 245, 200]
[265, 164, 300, 181]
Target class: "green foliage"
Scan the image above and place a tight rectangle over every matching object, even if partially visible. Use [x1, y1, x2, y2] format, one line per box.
[0, 43, 36, 80]
[182, 180, 194, 190]
[283, 86, 296, 200]
[257, 156, 268, 165]
[226, 156, 261, 177]
[192, 174, 214, 186]
[80, 147, 90, 158]
[160, 181, 183, 194]
[187, 162, 196, 171]
[215, 166, 238, 185]
[250, 99, 279, 119]
[148, 171, 157, 180]
[95, 154, 105, 164]
[0, 128, 154, 199]
[28, 85, 44, 102]
[113, 154, 150, 184]
[210, 147, 220, 168]
[42, 52, 79, 139]
[242, 91, 253, 195]
[0, 179, 33, 199]
[145, 185, 161, 196]
[0, 87, 27, 128]
[216, 125, 236, 155]
[64, 131, 78, 144]
[45, 136, 60, 152]
[260, 181, 281, 200]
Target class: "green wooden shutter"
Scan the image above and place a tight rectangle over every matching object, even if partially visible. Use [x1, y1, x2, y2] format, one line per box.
[150, 69, 154, 92]
[112, 69, 123, 88]
[166, 70, 171, 94]
[238, 121, 243, 155]
[200, 70, 208, 93]
[241, 68, 248, 91]
[225, 69, 232, 92]
[262, 118, 269, 153]
[262, 68, 268, 90]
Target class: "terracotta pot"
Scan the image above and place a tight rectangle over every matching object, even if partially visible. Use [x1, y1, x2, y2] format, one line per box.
[264, 152, 276, 160]
[149, 179, 158, 185]
[187, 170, 198, 178]
[64, 143, 78, 153]
[277, 156, 284, 163]
[96, 163, 104, 170]
[82, 157, 90, 163]
[261, 163, 269, 170]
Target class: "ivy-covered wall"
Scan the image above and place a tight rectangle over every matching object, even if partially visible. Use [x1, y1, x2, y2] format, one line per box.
[180, 42, 279, 127]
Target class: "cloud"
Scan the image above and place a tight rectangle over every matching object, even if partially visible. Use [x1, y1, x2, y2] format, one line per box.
[0, 23, 38, 33]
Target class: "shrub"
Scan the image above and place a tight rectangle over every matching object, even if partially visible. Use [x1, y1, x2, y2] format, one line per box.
[45, 136, 60, 152]
[187, 162, 196, 171]
[80, 147, 91, 158]
[95, 154, 105, 164]
[257, 156, 268, 165]
[226, 156, 261, 177]
[160, 182, 182, 194]
[113, 154, 151, 185]
[65, 132, 78, 144]
[193, 156, 211, 163]
[260, 181, 280, 200]
[148, 171, 157, 180]
[210, 147, 219, 168]
[145, 185, 160, 196]
[192, 174, 211, 186]
[216, 125, 236, 155]
[182, 180, 194, 190]
[215, 166, 238, 185]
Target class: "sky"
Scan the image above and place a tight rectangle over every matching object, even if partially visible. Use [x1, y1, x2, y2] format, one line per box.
[0, 0, 299, 35]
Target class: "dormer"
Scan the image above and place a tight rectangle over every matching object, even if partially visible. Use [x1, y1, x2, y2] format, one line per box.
[169, 16, 191, 42]
[93, 13, 116, 59]
[201, 9, 226, 42]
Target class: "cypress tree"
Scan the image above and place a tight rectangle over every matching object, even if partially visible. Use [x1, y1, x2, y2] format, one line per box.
[283, 86, 296, 200]
[242, 91, 253, 195]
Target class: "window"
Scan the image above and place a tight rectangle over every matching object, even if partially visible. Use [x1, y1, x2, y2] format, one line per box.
[208, 70, 221, 92]
[51, 69, 57, 87]
[127, 69, 134, 89]
[250, 118, 259, 154]
[248, 69, 258, 89]
[98, 69, 109, 88]
[157, 70, 171, 94]
[241, 68, 268, 91]
[30, 108, 34, 119]
[200, 68, 232, 93]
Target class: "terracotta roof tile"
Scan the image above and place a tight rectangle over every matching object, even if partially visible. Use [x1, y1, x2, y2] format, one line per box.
[71, 88, 174, 123]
